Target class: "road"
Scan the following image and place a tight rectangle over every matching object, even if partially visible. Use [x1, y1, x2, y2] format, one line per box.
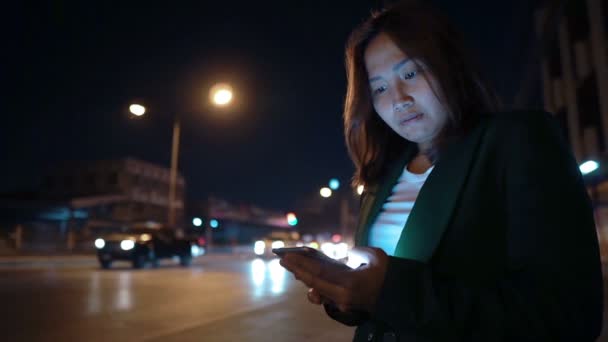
[1, 254, 607, 341]
[0, 255, 355, 342]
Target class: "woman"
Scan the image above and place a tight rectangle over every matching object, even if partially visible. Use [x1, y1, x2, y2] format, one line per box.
[279, 1, 604, 341]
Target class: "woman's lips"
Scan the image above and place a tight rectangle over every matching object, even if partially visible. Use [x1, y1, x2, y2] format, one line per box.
[399, 113, 423, 126]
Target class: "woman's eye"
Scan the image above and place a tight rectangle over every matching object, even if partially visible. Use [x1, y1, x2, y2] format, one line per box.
[403, 71, 417, 80]
[373, 85, 387, 95]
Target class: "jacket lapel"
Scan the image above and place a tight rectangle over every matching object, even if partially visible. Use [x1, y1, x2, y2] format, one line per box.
[394, 124, 486, 261]
[355, 122, 486, 262]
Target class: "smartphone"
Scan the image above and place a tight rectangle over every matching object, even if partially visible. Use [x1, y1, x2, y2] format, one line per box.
[272, 246, 351, 269]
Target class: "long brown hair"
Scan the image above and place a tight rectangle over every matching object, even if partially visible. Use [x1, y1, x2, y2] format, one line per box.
[344, 0, 501, 188]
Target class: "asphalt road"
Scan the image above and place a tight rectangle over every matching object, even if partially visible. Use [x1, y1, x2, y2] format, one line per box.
[2, 255, 608, 341]
[0, 255, 355, 342]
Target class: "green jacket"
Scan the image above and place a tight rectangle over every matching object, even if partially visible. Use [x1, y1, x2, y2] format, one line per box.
[336, 111, 603, 341]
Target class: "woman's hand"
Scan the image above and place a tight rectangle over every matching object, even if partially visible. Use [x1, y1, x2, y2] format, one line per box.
[306, 287, 370, 326]
[280, 247, 389, 313]
[307, 287, 323, 305]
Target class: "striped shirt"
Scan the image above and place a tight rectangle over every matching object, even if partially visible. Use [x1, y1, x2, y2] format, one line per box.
[368, 164, 434, 256]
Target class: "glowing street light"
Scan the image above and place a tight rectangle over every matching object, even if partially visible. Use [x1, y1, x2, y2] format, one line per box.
[129, 82, 235, 227]
[210, 219, 219, 229]
[192, 217, 203, 227]
[129, 104, 146, 116]
[286, 212, 298, 226]
[210, 83, 233, 106]
[580, 160, 599, 175]
[357, 185, 364, 196]
[320, 187, 332, 198]
[329, 178, 340, 190]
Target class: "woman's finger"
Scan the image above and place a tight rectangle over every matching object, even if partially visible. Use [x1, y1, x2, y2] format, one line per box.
[307, 288, 323, 305]
[284, 253, 348, 283]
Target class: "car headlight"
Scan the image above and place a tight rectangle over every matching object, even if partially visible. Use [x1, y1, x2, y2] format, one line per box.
[334, 242, 349, 259]
[95, 238, 105, 249]
[120, 240, 135, 251]
[307, 241, 319, 249]
[321, 242, 335, 257]
[271, 240, 284, 249]
[254, 240, 266, 255]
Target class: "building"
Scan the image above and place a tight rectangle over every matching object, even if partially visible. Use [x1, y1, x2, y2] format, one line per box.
[534, 0, 608, 256]
[535, 0, 607, 160]
[0, 158, 185, 252]
[40, 157, 186, 225]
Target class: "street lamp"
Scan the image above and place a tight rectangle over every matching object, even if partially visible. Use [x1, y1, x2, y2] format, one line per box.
[129, 83, 234, 226]
[356, 185, 364, 196]
[580, 160, 600, 175]
[320, 187, 332, 198]
[129, 104, 146, 116]
[210, 83, 233, 106]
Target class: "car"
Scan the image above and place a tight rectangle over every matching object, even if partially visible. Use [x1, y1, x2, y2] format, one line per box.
[94, 227, 205, 269]
[253, 231, 302, 258]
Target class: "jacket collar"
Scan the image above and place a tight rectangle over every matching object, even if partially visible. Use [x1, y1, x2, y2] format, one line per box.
[355, 124, 485, 261]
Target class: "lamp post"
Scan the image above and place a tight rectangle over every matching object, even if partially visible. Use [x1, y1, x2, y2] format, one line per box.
[129, 83, 234, 227]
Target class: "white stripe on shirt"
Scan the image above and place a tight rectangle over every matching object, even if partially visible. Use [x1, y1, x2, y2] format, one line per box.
[368, 164, 434, 256]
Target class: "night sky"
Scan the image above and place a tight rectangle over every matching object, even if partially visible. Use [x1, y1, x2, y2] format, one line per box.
[3, 0, 539, 211]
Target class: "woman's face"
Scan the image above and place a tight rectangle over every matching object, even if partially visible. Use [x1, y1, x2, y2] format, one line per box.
[364, 32, 450, 150]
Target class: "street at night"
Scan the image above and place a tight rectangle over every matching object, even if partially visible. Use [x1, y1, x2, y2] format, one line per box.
[0, 254, 354, 342]
[4, 0, 608, 340]
[3, 254, 608, 341]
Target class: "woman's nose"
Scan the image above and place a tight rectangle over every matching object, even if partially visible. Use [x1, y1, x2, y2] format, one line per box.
[393, 97, 413, 113]
[392, 86, 414, 112]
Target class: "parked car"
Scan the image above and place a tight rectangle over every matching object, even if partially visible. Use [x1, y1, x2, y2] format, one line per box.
[94, 227, 205, 269]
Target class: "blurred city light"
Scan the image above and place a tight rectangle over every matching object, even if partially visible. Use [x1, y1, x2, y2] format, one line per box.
[307, 241, 319, 249]
[115, 273, 133, 311]
[210, 83, 233, 106]
[254, 240, 265, 255]
[192, 217, 203, 227]
[129, 104, 146, 116]
[120, 240, 135, 251]
[286, 212, 298, 226]
[580, 160, 599, 175]
[94, 238, 105, 249]
[271, 240, 285, 249]
[321, 242, 335, 257]
[346, 249, 369, 269]
[321, 242, 349, 260]
[251, 259, 266, 287]
[331, 234, 342, 243]
[334, 242, 349, 260]
[210, 219, 219, 229]
[320, 187, 332, 198]
[329, 178, 340, 190]
[357, 184, 364, 195]
[268, 258, 286, 294]
[214, 90, 232, 105]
